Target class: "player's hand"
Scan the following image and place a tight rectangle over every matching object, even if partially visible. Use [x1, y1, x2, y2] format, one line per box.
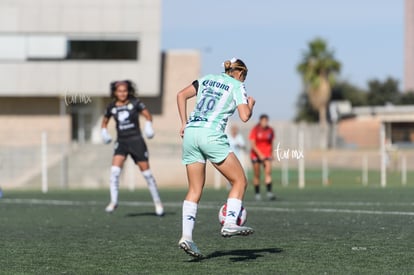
[247, 96, 256, 107]
[101, 128, 112, 144]
[258, 153, 266, 161]
[179, 125, 186, 138]
[144, 121, 155, 139]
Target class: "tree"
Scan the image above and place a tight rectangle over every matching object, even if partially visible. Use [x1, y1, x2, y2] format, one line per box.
[294, 92, 319, 122]
[331, 80, 367, 107]
[366, 77, 400, 106]
[295, 80, 367, 123]
[398, 90, 414, 105]
[297, 38, 341, 126]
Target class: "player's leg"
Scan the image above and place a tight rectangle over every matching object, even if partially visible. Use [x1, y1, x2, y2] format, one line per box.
[136, 160, 164, 216]
[252, 161, 262, 200]
[179, 162, 206, 257]
[202, 131, 253, 237]
[212, 153, 254, 237]
[131, 138, 164, 216]
[105, 154, 126, 212]
[264, 159, 275, 200]
[178, 127, 207, 257]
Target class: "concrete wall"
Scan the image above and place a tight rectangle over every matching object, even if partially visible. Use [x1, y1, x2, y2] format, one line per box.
[0, 97, 70, 146]
[0, 97, 60, 115]
[0, 115, 71, 147]
[337, 117, 381, 148]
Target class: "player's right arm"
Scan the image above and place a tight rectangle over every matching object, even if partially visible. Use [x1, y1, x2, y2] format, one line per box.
[235, 84, 255, 122]
[177, 84, 197, 137]
[249, 127, 265, 160]
[101, 116, 110, 128]
[101, 106, 112, 144]
[237, 96, 255, 122]
[250, 140, 265, 161]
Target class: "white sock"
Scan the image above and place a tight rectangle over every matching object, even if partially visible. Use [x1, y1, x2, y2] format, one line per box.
[109, 166, 121, 204]
[182, 200, 197, 241]
[142, 169, 161, 204]
[224, 198, 242, 225]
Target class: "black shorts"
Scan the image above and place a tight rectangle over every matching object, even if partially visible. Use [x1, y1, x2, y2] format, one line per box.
[251, 157, 272, 164]
[114, 137, 148, 163]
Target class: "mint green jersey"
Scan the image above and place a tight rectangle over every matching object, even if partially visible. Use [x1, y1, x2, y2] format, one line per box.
[187, 73, 248, 132]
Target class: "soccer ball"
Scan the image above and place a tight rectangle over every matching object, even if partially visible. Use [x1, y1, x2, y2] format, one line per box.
[218, 203, 247, 226]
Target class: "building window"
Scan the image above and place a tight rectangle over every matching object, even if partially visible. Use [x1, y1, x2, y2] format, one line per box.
[67, 40, 138, 60]
[391, 122, 414, 144]
[0, 35, 139, 61]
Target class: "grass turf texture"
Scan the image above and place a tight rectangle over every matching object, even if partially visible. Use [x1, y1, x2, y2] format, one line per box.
[1, 171, 414, 274]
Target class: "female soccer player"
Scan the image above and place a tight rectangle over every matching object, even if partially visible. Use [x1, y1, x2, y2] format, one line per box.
[177, 58, 255, 258]
[101, 80, 164, 216]
[249, 114, 276, 201]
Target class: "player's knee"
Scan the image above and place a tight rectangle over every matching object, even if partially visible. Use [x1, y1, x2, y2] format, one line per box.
[186, 189, 202, 203]
[230, 178, 247, 189]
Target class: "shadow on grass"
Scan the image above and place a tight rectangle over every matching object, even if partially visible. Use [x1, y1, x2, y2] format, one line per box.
[125, 212, 175, 217]
[189, 247, 283, 262]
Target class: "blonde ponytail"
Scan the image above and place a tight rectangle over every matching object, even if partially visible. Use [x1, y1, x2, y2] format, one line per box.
[223, 60, 232, 72]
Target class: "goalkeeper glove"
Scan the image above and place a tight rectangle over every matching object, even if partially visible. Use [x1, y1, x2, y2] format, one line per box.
[101, 128, 112, 144]
[144, 121, 155, 139]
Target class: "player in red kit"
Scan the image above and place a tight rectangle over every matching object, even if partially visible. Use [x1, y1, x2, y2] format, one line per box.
[249, 114, 276, 200]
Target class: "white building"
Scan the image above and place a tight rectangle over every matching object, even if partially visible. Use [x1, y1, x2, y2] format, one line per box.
[0, 0, 162, 144]
[0, 0, 206, 189]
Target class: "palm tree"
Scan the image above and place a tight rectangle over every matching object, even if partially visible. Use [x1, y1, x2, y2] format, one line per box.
[297, 38, 341, 127]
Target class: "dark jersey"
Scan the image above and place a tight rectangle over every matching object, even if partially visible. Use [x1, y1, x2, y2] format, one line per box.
[104, 98, 146, 140]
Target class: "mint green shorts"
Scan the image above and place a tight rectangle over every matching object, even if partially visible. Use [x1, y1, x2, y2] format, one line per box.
[182, 127, 230, 165]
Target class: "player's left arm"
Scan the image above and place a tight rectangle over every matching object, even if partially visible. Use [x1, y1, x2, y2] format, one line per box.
[138, 102, 155, 139]
[270, 128, 275, 160]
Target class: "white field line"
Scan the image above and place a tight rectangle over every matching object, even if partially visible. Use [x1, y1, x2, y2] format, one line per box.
[276, 201, 414, 207]
[0, 198, 97, 206]
[251, 206, 414, 216]
[2, 198, 414, 216]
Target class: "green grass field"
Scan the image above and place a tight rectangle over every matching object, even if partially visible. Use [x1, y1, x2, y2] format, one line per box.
[1, 170, 414, 274]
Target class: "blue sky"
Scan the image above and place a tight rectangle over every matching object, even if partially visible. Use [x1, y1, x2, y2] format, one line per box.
[162, 0, 403, 120]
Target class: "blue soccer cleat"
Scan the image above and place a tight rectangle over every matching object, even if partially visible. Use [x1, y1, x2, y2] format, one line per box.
[221, 224, 254, 237]
[178, 238, 203, 258]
